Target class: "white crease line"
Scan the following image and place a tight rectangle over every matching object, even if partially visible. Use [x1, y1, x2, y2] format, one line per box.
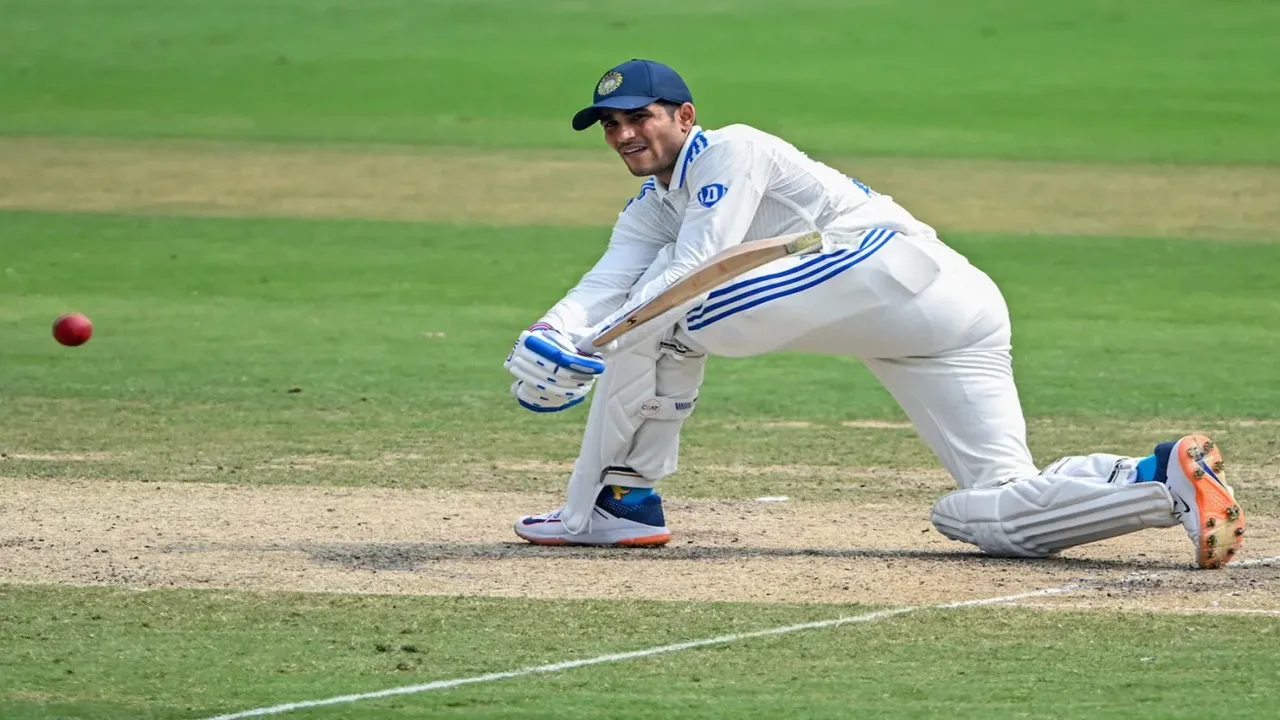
[204, 555, 1280, 720]
[1194, 608, 1280, 615]
[1226, 556, 1280, 568]
[1013, 602, 1280, 616]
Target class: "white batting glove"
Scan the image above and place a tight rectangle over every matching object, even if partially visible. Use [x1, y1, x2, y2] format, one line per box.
[504, 324, 606, 412]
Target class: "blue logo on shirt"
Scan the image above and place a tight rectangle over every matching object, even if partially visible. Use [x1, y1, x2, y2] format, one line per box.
[697, 183, 727, 208]
[624, 179, 657, 211]
[849, 176, 878, 197]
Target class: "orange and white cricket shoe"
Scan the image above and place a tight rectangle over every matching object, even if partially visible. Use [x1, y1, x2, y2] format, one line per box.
[514, 486, 672, 547]
[1160, 435, 1245, 568]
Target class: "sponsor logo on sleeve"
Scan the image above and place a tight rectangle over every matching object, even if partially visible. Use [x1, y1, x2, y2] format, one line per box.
[696, 183, 727, 208]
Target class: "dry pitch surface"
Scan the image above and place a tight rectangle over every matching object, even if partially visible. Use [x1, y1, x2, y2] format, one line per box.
[2, 475, 1278, 612]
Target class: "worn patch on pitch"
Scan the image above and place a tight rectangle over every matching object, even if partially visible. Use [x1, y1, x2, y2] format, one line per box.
[1, 137, 1277, 240]
[2, 477, 1277, 609]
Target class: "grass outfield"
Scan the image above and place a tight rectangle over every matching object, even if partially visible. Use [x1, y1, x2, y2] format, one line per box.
[0, 0, 1277, 162]
[1, 1, 1278, 718]
[2, 212, 1278, 515]
[3, 586, 1278, 720]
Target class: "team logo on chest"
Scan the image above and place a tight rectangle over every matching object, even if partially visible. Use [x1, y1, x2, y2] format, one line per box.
[696, 183, 728, 208]
[596, 71, 623, 96]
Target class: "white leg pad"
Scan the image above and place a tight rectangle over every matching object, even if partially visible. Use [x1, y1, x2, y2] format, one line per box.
[930, 474, 1178, 558]
[559, 245, 705, 534]
[559, 336, 705, 534]
[1040, 453, 1136, 484]
[626, 339, 705, 480]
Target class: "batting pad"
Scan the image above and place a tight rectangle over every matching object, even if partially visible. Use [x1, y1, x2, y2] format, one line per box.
[559, 337, 705, 534]
[930, 474, 1177, 558]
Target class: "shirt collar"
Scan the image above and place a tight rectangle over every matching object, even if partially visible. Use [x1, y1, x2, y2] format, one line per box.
[652, 125, 707, 195]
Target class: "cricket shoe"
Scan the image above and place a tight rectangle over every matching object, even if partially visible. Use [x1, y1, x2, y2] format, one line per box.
[514, 486, 672, 547]
[1157, 435, 1245, 568]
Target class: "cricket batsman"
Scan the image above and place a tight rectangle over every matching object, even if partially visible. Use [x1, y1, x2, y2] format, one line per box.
[503, 59, 1245, 568]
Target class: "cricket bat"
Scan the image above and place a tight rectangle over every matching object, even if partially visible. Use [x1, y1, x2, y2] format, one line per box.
[588, 230, 823, 349]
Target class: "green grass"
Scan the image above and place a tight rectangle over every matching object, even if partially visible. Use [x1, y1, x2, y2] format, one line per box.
[0, 585, 876, 720]
[4, 211, 1278, 418]
[2, 210, 1278, 515]
[2, 585, 1276, 719]
[2, 211, 1278, 483]
[345, 608, 1280, 720]
[2, 0, 1278, 162]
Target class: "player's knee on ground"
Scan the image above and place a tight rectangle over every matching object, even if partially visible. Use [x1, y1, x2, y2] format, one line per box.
[930, 474, 1178, 558]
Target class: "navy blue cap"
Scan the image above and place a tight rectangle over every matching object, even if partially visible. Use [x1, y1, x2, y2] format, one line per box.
[571, 59, 693, 131]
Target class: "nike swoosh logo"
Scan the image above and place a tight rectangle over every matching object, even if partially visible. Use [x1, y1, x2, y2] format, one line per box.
[1171, 494, 1192, 519]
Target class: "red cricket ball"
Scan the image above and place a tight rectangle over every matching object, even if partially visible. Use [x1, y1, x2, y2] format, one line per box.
[53, 312, 93, 347]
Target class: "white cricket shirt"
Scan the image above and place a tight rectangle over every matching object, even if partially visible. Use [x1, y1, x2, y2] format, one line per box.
[539, 124, 939, 340]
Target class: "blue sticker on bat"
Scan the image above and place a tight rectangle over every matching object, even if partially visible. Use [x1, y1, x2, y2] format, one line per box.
[697, 183, 727, 208]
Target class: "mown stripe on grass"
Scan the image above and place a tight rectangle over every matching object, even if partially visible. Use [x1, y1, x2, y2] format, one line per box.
[2, 138, 1277, 239]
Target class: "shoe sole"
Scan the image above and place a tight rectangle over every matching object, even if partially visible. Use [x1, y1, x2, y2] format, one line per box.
[1176, 435, 1245, 568]
[514, 529, 672, 547]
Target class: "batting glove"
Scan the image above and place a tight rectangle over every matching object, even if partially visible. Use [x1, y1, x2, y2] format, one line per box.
[504, 324, 606, 412]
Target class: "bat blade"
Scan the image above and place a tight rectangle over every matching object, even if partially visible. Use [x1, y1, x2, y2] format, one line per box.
[589, 230, 823, 349]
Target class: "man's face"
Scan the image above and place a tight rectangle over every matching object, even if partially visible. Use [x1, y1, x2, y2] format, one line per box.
[600, 102, 696, 179]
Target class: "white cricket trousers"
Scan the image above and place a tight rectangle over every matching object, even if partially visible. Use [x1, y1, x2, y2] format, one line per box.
[679, 229, 1040, 490]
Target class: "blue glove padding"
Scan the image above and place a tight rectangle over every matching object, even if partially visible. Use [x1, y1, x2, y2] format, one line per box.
[521, 334, 607, 375]
[504, 327, 606, 412]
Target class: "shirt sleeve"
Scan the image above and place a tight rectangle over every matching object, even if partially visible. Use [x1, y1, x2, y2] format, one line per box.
[593, 139, 768, 329]
[537, 199, 671, 339]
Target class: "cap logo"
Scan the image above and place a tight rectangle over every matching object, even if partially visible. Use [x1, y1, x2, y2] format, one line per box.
[596, 71, 623, 96]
